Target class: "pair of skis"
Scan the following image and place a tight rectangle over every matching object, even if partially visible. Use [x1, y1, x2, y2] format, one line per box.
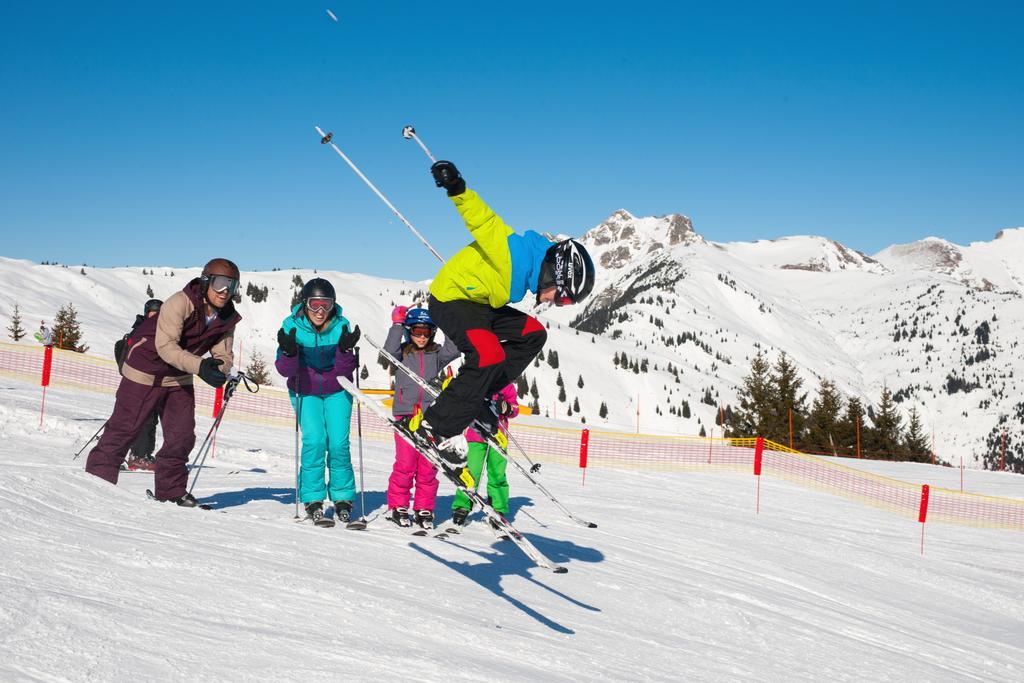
[364, 334, 597, 531]
[338, 375, 567, 573]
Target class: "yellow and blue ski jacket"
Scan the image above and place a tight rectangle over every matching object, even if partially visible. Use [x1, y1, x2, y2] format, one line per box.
[428, 189, 553, 308]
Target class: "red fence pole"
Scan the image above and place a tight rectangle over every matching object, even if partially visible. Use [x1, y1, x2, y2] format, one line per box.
[39, 345, 53, 428]
[579, 428, 590, 486]
[754, 437, 764, 513]
[856, 417, 861, 459]
[918, 484, 930, 554]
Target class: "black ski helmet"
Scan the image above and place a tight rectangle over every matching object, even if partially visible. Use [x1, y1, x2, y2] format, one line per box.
[300, 277, 336, 305]
[538, 239, 595, 306]
[143, 299, 163, 315]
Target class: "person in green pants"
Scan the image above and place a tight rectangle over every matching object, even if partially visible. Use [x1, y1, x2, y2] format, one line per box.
[451, 382, 519, 529]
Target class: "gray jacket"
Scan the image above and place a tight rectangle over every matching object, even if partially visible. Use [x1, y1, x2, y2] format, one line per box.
[384, 323, 460, 417]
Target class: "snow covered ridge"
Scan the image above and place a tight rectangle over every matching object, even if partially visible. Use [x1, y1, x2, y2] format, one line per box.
[3, 215, 1024, 471]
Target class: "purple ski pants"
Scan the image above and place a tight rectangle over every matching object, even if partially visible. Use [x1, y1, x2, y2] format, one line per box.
[387, 432, 439, 511]
[85, 378, 197, 500]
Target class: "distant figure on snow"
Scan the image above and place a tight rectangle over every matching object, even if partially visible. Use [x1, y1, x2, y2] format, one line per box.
[35, 321, 53, 347]
[114, 298, 163, 472]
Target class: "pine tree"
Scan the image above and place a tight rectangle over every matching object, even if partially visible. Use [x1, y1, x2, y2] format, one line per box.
[555, 372, 564, 387]
[146, 284, 154, 298]
[558, 384, 567, 403]
[547, 349, 559, 369]
[836, 396, 866, 457]
[903, 406, 930, 462]
[52, 302, 87, 352]
[529, 378, 539, 400]
[244, 351, 270, 385]
[806, 378, 843, 453]
[866, 387, 903, 458]
[599, 401, 608, 419]
[732, 350, 774, 437]
[577, 374, 584, 389]
[7, 303, 26, 341]
[768, 352, 808, 445]
[516, 375, 529, 398]
[573, 397, 580, 412]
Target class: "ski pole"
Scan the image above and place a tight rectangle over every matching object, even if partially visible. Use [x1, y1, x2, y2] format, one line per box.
[314, 126, 445, 264]
[187, 374, 257, 496]
[72, 420, 107, 460]
[354, 347, 367, 523]
[294, 395, 302, 519]
[401, 125, 437, 163]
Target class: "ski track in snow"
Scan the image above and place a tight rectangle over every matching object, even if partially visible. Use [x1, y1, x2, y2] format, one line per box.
[0, 379, 1022, 681]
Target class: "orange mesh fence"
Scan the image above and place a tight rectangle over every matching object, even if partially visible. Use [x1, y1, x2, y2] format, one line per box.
[3, 342, 1021, 531]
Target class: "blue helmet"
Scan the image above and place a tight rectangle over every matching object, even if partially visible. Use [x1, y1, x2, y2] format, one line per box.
[404, 307, 435, 328]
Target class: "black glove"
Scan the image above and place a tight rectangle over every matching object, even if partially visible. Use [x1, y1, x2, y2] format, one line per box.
[198, 357, 227, 388]
[338, 324, 361, 353]
[431, 160, 466, 197]
[277, 328, 298, 357]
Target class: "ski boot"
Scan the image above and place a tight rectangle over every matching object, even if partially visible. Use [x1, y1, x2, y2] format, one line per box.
[126, 454, 155, 471]
[388, 507, 411, 528]
[168, 492, 211, 510]
[305, 501, 334, 527]
[451, 507, 470, 527]
[333, 500, 352, 524]
[414, 509, 434, 530]
[403, 415, 472, 486]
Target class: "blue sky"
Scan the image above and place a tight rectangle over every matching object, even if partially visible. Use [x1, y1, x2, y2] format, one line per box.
[1, 1, 1021, 280]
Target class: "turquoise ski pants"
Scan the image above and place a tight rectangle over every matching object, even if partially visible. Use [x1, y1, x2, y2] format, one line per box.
[290, 391, 355, 503]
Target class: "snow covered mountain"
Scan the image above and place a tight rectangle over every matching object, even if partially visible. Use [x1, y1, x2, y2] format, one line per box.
[2, 217, 1022, 468]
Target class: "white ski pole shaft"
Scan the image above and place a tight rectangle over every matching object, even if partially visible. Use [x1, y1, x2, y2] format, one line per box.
[314, 126, 445, 264]
[402, 125, 437, 163]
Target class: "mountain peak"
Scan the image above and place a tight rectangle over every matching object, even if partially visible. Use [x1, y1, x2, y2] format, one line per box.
[583, 210, 703, 269]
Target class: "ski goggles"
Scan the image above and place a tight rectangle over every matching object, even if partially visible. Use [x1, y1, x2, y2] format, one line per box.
[208, 275, 239, 296]
[305, 297, 334, 314]
[408, 325, 434, 338]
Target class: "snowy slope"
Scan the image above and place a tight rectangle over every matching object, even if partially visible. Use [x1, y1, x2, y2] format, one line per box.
[2, 379, 1023, 680]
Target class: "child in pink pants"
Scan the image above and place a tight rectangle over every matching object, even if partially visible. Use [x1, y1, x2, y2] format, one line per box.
[384, 306, 460, 530]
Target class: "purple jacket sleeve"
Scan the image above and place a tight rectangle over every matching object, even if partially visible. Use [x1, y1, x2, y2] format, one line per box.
[332, 348, 358, 382]
[275, 351, 299, 378]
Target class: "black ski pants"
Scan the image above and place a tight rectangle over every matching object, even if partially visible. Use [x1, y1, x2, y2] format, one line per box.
[424, 295, 546, 438]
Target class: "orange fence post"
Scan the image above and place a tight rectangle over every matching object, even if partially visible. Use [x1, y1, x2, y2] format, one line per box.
[1001, 430, 1006, 471]
[856, 417, 861, 459]
[788, 408, 793, 450]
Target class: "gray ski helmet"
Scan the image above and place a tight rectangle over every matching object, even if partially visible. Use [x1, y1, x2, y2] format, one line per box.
[299, 277, 336, 302]
[143, 299, 163, 315]
[538, 239, 595, 306]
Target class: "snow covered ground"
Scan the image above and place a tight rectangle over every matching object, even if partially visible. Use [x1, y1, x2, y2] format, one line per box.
[1, 378, 1022, 681]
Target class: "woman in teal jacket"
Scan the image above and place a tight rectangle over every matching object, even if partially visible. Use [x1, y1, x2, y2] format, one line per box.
[275, 278, 361, 524]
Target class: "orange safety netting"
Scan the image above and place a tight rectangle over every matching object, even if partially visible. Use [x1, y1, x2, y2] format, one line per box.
[3, 342, 1021, 531]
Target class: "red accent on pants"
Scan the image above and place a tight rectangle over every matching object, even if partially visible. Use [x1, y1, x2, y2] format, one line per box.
[465, 328, 506, 368]
[521, 315, 545, 336]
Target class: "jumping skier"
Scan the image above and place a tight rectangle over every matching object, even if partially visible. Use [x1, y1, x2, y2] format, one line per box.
[383, 306, 460, 530]
[413, 159, 595, 472]
[451, 383, 519, 529]
[85, 258, 242, 506]
[275, 278, 361, 526]
[114, 298, 164, 471]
